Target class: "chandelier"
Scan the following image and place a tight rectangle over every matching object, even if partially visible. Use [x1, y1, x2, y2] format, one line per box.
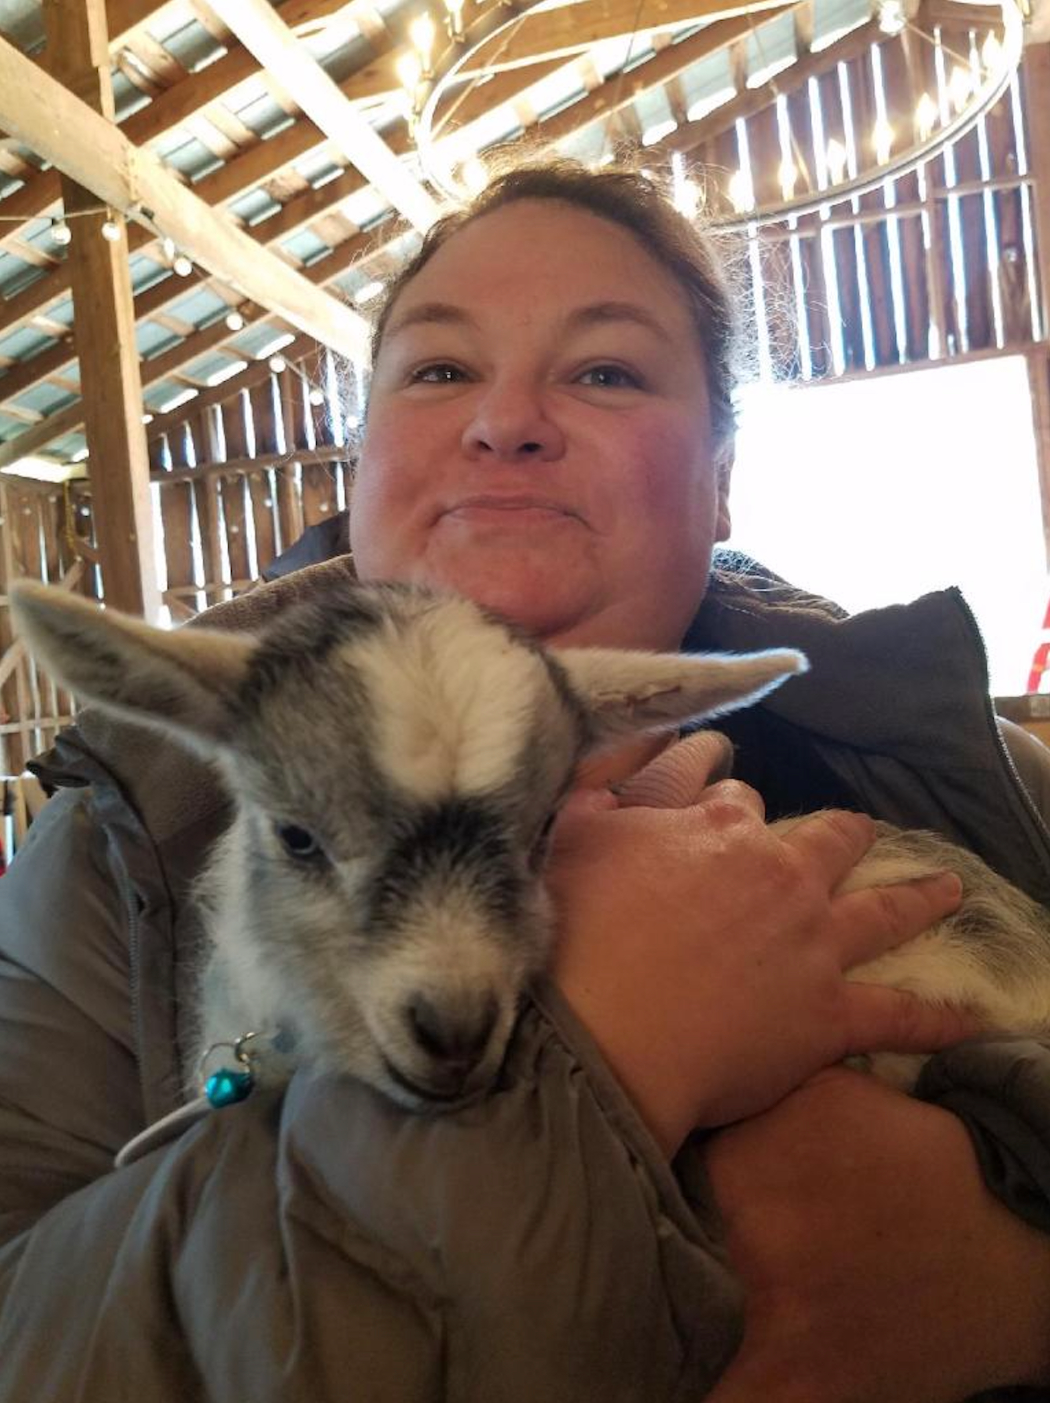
[392, 0, 1029, 229]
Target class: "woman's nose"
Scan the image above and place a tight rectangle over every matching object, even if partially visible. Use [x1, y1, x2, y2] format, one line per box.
[461, 382, 565, 463]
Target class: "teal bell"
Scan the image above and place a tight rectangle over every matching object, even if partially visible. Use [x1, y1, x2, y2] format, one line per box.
[205, 1067, 254, 1108]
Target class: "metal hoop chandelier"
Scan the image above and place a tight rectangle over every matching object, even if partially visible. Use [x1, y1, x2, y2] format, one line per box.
[406, 0, 1028, 228]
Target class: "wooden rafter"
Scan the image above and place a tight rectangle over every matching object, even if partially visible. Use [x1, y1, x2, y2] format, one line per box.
[0, 31, 369, 365]
[202, 0, 438, 230]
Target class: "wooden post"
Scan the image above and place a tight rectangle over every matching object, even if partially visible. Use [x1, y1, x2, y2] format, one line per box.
[41, 0, 160, 620]
[1024, 43, 1050, 341]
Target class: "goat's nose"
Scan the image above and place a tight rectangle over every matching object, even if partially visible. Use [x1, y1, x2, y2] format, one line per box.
[407, 994, 499, 1069]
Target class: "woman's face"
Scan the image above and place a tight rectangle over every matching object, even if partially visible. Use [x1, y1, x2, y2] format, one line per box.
[350, 199, 731, 651]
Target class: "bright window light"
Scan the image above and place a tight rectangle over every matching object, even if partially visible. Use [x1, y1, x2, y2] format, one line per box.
[727, 356, 1048, 696]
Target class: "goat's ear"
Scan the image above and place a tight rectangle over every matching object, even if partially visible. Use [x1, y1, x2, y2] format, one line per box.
[11, 581, 255, 753]
[552, 646, 808, 747]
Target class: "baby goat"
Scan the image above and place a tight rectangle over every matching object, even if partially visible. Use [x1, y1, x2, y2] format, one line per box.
[12, 577, 1050, 1111]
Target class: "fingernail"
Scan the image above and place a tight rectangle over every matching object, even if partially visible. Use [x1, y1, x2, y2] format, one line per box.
[935, 871, 963, 899]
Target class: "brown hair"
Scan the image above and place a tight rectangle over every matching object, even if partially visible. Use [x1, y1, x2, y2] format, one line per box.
[365, 157, 743, 453]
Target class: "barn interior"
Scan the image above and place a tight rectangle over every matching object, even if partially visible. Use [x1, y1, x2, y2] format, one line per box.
[0, 0, 1047, 839]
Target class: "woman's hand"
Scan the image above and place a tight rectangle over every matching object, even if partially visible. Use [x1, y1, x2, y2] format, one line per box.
[704, 1067, 1050, 1402]
[549, 774, 973, 1155]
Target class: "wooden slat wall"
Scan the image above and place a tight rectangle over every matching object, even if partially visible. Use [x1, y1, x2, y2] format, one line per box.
[731, 33, 1044, 380]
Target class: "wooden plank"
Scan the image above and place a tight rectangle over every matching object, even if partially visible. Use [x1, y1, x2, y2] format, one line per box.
[0, 485, 23, 773]
[275, 370, 305, 550]
[845, 50, 897, 366]
[880, 30, 930, 362]
[191, 407, 227, 604]
[42, 0, 161, 620]
[0, 32, 370, 366]
[816, 68, 865, 370]
[783, 80, 832, 377]
[1023, 44, 1050, 338]
[984, 84, 1029, 344]
[219, 394, 252, 588]
[246, 381, 279, 572]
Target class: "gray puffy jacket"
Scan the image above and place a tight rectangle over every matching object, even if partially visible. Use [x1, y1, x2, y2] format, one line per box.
[0, 550, 1048, 1401]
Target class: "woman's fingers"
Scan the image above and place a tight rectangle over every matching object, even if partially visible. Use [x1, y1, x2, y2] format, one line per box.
[842, 981, 982, 1054]
[780, 809, 879, 887]
[615, 731, 737, 810]
[834, 871, 964, 969]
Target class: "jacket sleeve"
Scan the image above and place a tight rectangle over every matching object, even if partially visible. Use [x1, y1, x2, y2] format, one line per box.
[0, 789, 741, 1402]
[917, 718, 1050, 1233]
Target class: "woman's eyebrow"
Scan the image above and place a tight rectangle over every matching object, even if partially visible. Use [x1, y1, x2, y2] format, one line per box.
[384, 302, 476, 340]
[563, 302, 670, 340]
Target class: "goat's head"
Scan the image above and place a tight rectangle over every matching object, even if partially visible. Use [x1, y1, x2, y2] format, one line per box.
[12, 578, 805, 1110]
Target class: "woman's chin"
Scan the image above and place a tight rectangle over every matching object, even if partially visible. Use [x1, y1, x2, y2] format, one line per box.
[413, 556, 595, 641]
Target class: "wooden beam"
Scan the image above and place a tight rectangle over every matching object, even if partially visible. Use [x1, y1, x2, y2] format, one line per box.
[657, 13, 879, 153]
[0, 32, 370, 364]
[42, 0, 160, 620]
[528, 7, 796, 144]
[458, 0, 793, 76]
[204, 0, 438, 231]
[1023, 43, 1050, 339]
[0, 0, 384, 258]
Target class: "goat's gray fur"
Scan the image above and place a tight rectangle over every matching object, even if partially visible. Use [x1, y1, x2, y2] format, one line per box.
[11, 577, 1050, 1108]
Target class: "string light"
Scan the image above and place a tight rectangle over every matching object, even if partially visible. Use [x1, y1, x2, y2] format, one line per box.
[873, 117, 894, 165]
[825, 138, 848, 185]
[50, 219, 72, 246]
[100, 217, 121, 242]
[225, 310, 246, 331]
[410, 13, 436, 75]
[915, 92, 938, 141]
[268, 354, 287, 373]
[172, 254, 194, 277]
[778, 158, 798, 201]
[727, 170, 755, 215]
[308, 387, 326, 407]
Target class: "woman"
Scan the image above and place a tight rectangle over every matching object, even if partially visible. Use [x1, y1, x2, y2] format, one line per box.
[0, 160, 1048, 1401]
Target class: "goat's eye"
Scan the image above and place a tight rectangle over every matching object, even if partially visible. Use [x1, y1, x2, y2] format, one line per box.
[276, 823, 323, 861]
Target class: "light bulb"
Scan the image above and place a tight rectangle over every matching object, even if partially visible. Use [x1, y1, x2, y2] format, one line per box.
[726, 170, 754, 214]
[915, 92, 938, 142]
[225, 310, 245, 331]
[825, 138, 848, 185]
[50, 219, 72, 246]
[141, 412, 154, 425]
[396, 51, 422, 95]
[173, 254, 193, 277]
[161, 236, 177, 261]
[268, 354, 287, 373]
[101, 218, 121, 242]
[948, 66, 972, 114]
[308, 387, 326, 406]
[873, 117, 894, 165]
[444, 0, 465, 37]
[982, 33, 1003, 72]
[410, 13, 436, 73]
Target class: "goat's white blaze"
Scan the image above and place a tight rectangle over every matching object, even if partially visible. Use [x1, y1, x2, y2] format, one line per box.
[350, 600, 560, 801]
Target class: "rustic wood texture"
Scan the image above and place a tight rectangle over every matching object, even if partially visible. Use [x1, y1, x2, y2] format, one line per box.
[41, 0, 162, 619]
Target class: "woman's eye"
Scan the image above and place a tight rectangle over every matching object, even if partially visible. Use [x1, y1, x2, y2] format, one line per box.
[276, 823, 324, 861]
[409, 363, 466, 384]
[577, 365, 641, 389]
